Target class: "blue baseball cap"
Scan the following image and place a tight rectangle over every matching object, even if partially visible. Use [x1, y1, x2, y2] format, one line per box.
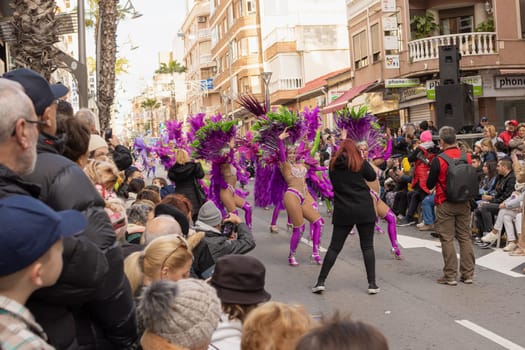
[0, 195, 87, 276]
[3, 68, 69, 116]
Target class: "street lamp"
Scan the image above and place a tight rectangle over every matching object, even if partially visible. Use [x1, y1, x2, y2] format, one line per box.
[261, 71, 272, 112]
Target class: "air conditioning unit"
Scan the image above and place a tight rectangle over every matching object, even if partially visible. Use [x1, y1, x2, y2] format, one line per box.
[197, 16, 206, 23]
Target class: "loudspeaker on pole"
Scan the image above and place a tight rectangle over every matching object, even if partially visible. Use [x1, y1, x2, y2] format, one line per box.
[435, 83, 474, 131]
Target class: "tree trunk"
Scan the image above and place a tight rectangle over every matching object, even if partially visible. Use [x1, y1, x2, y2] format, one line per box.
[10, 0, 61, 79]
[97, 0, 118, 132]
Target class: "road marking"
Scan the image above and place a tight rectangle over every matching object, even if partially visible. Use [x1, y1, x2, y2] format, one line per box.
[455, 320, 525, 350]
[397, 235, 525, 278]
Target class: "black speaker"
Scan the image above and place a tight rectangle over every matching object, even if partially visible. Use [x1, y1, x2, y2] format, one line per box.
[439, 45, 461, 85]
[435, 84, 474, 131]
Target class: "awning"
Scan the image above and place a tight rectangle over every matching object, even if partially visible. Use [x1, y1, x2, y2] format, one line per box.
[323, 80, 378, 114]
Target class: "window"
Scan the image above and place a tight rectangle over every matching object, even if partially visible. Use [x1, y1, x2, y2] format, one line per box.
[228, 5, 234, 27]
[248, 36, 259, 54]
[237, 0, 244, 17]
[370, 23, 381, 62]
[247, 0, 255, 14]
[521, 0, 525, 37]
[352, 30, 368, 69]
[230, 39, 238, 61]
[250, 76, 261, 94]
[211, 26, 218, 46]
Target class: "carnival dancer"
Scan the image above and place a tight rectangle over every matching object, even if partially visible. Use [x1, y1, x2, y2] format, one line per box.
[192, 116, 252, 227]
[337, 107, 402, 259]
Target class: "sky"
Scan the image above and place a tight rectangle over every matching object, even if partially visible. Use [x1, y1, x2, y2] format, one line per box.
[89, 0, 187, 115]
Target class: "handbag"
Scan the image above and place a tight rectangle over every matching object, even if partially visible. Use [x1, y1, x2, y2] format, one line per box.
[194, 178, 207, 205]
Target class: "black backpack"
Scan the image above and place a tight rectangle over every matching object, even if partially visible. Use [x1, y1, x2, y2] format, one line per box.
[438, 151, 478, 202]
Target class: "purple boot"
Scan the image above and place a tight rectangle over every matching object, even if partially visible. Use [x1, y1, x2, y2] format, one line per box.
[289, 226, 302, 266]
[311, 218, 324, 265]
[242, 202, 252, 229]
[384, 209, 403, 259]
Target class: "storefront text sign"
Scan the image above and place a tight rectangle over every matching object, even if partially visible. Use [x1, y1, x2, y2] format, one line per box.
[385, 55, 400, 69]
[495, 75, 525, 89]
[381, 0, 396, 12]
[386, 78, 420, 88]
[426, 76, 483, 99]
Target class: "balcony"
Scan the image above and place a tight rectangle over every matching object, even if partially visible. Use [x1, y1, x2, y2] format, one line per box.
[408, 32, 497, 62]
[263, 27, 296, 50]
[273, 77, 303, 91]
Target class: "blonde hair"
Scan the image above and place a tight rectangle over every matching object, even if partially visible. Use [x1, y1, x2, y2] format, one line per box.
[124, 235, 193, 295]
[484, 125, 498, 139]
[175, 148, 190, 165]
[241, 302, 315, 350]
[84, 159, 119, 190]
[480, 137, 494, 151]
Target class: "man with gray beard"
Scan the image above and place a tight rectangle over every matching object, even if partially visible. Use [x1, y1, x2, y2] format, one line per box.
[0, 78, 40, 195]
[3, 68, 138, 350]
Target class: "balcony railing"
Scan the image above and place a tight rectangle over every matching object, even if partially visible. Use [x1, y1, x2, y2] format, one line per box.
[408, 32, 497, 62]
[272, 77, 303, 91]
[263, 27, 296, 50]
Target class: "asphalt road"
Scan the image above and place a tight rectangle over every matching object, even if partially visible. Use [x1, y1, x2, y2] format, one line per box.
[241, 180, 525, 350]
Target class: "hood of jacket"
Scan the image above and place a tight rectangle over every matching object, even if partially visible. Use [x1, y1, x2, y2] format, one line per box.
[170, 162, 197, 178]
[194, 220, 221, 234]
[0, 164, 41, 199]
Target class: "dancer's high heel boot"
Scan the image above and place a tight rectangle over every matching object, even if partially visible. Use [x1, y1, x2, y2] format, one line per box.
[242, 202, 252, 229]
[309, 202, 319, 241]
[288, 226, 302, 266]
[384, 209, 403, 259]
[270, 205, 280, 233]
[311, 218, 323, 265]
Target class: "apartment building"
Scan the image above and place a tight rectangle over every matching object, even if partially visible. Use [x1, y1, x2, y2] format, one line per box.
[181, 0, 221, 118]
[341, 0, 525, 130]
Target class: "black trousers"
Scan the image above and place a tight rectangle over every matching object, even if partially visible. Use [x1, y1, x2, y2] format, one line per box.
[317, 222, 376, 284]
[475, 203, 500, 235]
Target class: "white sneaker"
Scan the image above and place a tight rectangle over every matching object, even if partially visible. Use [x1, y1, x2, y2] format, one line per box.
[416, 222, 425, 228]
[481, 232, 498, 243]
[503, 242, 518, 252]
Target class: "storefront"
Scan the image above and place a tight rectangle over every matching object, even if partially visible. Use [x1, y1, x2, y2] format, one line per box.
[398, 85, 432, 127]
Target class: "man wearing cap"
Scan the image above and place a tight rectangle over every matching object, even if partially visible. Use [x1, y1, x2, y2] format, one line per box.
[0, 195, 87, 350]
[474, 116, 489, 133]
[500, 119, 518, 146]
[3, 68, 138, 349]
[195, 200, 256, 261]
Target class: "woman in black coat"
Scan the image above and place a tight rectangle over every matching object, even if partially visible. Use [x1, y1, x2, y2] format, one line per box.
[168, 149, 205, 222]
[312, 139, 380, 295]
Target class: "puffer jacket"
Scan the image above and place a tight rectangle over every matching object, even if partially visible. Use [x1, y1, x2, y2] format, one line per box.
[23, 133, 138, 350]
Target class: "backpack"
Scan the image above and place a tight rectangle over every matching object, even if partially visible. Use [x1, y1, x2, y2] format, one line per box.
[438, 151, 478, 202]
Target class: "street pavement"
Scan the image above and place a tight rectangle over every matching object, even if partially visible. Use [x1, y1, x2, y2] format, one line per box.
[240, 179, 525, 350]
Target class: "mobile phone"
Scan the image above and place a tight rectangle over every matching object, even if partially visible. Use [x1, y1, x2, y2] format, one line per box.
[221, 222, 234, 236]
[104, 128, 113, 142]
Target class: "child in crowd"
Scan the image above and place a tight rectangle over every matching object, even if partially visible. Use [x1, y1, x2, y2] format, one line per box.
[152, 176, 176, 199]
[0, 195, 87, 350]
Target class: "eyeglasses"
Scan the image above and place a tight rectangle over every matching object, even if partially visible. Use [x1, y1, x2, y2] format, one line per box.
[11, 118, 46, 137]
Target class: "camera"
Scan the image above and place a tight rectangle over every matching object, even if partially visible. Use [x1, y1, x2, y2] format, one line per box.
[220, 222, 235, 236]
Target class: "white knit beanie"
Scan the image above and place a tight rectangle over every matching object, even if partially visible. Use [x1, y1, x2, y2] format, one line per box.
[137, 279, 221, 349]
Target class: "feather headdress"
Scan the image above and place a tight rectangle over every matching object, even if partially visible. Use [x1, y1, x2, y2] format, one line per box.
[191, 118, 237, 162]
[334, 106, 385, 159]
[252, 106, 305, 153]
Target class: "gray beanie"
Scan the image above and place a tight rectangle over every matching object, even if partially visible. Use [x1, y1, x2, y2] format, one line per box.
[137, 279, 221, 349]
[198, 200, 222, 227]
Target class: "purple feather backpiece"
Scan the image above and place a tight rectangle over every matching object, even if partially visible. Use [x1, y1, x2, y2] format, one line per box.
[334, 106, 385, 160]
[302, 106, 321, 142]
[186, 113, 206, 144]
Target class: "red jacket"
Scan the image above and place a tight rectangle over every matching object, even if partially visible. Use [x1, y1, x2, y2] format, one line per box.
[427, 147, 472, 205]
[411, 146, 434, 194]
[499, 131, 515, 146]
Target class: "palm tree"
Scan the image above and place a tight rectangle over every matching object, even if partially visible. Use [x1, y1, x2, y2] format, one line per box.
[140, 98, 161, 136]
[97, 0, 119, 133]
[9, 0, 62, 79]
[155, 60, 186, 74]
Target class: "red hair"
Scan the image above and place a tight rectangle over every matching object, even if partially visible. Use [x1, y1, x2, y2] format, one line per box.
[330, 139, 364, 172]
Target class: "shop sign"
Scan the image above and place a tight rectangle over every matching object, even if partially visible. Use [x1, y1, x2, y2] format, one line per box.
[399, 86, 427, 102]
[383, 16, 398, 31]
[385, 78, 420, 88]
[495, 75, 525, 89]
[385, 55, 400, 69]
[384, 35, 399, 50]
[381, 0, 396, 12]
[426, 75, 483, 99]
